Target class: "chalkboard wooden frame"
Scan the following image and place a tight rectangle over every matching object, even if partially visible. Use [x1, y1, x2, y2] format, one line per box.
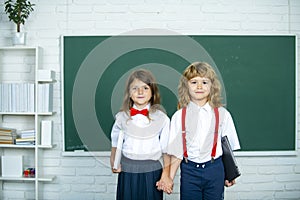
[61, 34, 297, 156]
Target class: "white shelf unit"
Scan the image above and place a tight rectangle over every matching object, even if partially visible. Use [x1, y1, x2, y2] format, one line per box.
[0, 46, 55, 200]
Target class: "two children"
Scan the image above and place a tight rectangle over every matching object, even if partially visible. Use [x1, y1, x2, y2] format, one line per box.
[110, 62, 240, 200]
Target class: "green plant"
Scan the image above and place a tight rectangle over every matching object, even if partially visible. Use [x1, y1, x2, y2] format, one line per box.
[4, 0, 35, 32]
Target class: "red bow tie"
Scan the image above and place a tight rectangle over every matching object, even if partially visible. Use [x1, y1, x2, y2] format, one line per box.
[130, 108, 149, 116]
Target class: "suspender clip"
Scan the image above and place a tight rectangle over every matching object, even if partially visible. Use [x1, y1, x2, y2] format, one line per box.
[184, 157, 188, 163]
[211, 157, 215, 163]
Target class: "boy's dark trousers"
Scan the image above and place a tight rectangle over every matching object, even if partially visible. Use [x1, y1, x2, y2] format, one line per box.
[180, 157, 225, 200]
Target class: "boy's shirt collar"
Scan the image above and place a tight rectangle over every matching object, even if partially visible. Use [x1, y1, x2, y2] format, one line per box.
[189, 101, 211, 112]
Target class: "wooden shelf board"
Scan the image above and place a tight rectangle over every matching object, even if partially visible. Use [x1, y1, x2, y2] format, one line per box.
[0, 175, 55, 182]
[0, 176, 35, 181]
[0, 144, 35, 148]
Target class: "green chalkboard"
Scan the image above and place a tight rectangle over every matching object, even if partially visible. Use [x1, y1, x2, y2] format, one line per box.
[63, 35, 296, 152]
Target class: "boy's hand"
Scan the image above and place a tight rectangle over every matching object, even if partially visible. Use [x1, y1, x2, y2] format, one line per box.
[156, 177, 173, 194]
[225, 179, 236, 187]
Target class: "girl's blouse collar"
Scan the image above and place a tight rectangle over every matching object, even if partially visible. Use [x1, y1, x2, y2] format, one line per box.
[132, 103, 151, 110]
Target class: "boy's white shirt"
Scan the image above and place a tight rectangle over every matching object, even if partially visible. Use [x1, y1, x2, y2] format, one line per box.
[111, 104, 170, 161]
[167, 102, 240, 163]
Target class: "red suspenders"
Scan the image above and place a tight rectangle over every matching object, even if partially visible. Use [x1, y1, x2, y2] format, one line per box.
[181, 107, 188, 163]
[212, 107, 219, 161]
[182, 107, 219, 163]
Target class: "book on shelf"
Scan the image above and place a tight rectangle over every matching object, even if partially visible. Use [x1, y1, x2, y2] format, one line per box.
[15, 137, 35, 145]
[0, 127, 16, 133]
[38, 83, 53, 113]
[0, 135, 15, 140]
[0, 127, 17, 144]
[38, 69, 55, 81]
[16, 129, 35, 145]
[0, 140, 14, 144]
[0, 82, 35, 113]
[0, 131, 15, 136]
[18, 129, 35, 138]
[41, 120, 52, 146]
[1, 155, 23, 177]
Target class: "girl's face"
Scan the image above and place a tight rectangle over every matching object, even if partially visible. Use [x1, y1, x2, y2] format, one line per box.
[129, 78, 152, 109]
[188, 76, 211, 106]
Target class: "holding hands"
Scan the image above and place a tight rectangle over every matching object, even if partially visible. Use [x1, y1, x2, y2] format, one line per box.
[156, 154, 180, 194]
[156, 175, 173, 194]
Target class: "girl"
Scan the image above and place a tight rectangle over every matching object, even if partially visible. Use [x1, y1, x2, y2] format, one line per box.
[110, 69, 170, 200]
[160, 62, 240, 199]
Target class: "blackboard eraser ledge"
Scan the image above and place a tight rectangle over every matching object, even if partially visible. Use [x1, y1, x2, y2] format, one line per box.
[61, 151, 111, 157]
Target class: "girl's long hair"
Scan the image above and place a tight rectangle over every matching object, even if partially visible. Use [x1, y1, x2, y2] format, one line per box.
[121, 69, 162, 114]
[178, 62, 223, 109]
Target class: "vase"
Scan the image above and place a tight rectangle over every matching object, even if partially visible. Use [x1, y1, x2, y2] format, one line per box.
[12, 32, 27, 46]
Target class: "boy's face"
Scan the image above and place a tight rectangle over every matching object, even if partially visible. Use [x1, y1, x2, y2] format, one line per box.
[188, 76, 211, 106]
[129, 78, 152, 109]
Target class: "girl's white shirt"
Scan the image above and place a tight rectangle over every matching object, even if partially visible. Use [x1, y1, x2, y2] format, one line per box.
[167, 101, 240, 163]
[111, 104, 170, 161]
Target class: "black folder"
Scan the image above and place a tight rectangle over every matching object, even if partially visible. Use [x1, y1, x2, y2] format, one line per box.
[221, 136, 241, 182]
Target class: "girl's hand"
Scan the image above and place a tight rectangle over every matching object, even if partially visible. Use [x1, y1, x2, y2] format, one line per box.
[225, 179, 236, 187]
[156, 176, 173, 194]
[110, 147, 122, 173]
[111, 165, 122, 173]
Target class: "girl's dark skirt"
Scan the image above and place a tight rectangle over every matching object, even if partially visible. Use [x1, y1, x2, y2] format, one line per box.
[116, 156, 163, 200]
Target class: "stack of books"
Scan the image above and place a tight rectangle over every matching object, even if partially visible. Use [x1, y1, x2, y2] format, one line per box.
[16, 129, 35, 145]
[0, 82, 35, 113]
[0, 127, 17, 144]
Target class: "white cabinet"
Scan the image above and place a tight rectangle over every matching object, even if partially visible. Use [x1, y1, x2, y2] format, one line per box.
[0, 46, 55, 200]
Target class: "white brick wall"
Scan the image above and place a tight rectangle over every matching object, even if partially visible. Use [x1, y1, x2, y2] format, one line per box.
[0, 0, 300, 199]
